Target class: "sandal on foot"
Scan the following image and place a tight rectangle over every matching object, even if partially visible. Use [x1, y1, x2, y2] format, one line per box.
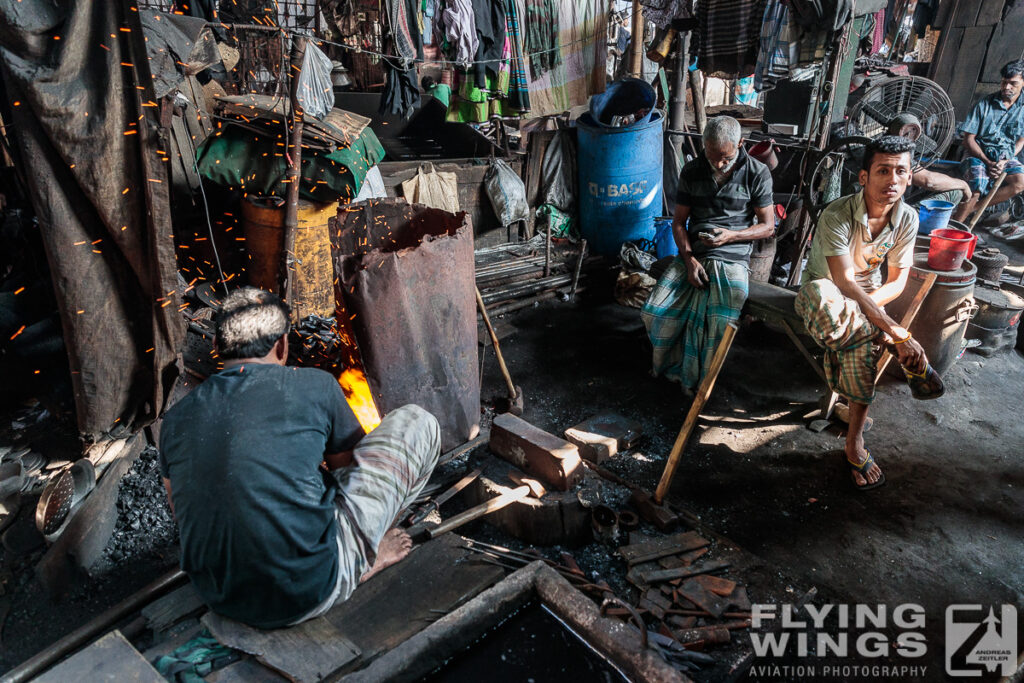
[848, 450, 886, 491]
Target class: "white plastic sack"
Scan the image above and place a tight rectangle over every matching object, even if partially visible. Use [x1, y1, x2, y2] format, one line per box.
[401, 162, 460, 213]
[485, 158, 529, 227]
[354, 165, 387, 202]
[296, 42, 334, 121]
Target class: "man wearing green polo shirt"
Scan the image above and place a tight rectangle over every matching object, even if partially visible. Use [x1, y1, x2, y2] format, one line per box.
[796, 135, 940, 492]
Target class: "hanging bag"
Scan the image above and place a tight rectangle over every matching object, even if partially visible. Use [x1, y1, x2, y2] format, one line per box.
[485, 158, 529, 227]
[401, 162, 460, 213]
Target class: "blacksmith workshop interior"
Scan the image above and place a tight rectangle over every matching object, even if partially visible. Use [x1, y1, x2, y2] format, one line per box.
[0, 0, 1022, 681]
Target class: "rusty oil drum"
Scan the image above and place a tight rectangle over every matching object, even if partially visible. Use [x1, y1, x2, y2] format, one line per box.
[886, 253, 977, 377]
[241, 197, 336, 322]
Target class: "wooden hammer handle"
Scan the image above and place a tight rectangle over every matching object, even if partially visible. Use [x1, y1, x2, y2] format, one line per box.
[967, 170, 1007, 232]
[426, 485, 531, 539]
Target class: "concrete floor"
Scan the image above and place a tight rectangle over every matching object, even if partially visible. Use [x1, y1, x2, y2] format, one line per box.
[484, 281, 1024, 680]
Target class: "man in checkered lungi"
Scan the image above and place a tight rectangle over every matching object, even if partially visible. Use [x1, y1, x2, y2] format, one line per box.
[796, 136, 934, 492]
[642, 116, 775, 394]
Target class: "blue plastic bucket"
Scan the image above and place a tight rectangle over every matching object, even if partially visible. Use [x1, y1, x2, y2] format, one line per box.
[654, 217, 678, 258]
[918, 199, 956, 235]
[588, 78, 656, 128]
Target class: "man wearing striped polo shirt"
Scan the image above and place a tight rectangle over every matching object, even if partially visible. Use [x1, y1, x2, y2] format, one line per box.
[642, 116, 775, 394]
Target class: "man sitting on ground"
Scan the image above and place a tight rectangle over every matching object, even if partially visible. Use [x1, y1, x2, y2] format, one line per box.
[952, 59, 1024, 224]
[796, 136, 941, 492]
[642, 115, 775, 393]
[160, 288, 440, 628]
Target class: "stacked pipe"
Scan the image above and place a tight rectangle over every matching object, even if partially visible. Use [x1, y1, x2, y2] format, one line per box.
[474, 244, 595, 316]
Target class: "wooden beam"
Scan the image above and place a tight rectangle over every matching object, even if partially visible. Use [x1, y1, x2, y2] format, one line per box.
[654, 323, 738, 504]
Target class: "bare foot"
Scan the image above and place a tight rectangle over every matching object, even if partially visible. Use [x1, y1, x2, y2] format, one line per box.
[359, 528, 413, 583]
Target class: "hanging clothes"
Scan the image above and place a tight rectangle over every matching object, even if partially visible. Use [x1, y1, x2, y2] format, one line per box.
[442, 0, 479, 67]
[525, 0, 562, 77]
[446, 35, 512, 122]
[694, 0, 768, 79]
[472, 0, 508, 88]
[871, 8, 886, 54]
[506, 0, 531, 111]
[753, 0, 794, 92]
[380, 0, 423, 119]
[642, 0, 694, 31]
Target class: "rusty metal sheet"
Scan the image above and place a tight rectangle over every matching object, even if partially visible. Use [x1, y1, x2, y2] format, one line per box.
[331, 200, 479, 450]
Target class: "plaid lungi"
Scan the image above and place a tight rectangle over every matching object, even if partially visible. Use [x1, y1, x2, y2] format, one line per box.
[641, 257, 748, 391]
[795, 279, 881, 405]
[292, 404, 440, 623]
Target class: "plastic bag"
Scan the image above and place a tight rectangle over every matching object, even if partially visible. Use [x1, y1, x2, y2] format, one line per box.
[401, 163, 460, 213]
[540, 130, 576, 211]
[485, 159, 529, 227]
[295, 42, 334, 121]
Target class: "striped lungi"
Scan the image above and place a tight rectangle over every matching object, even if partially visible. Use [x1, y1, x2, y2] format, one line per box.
[292, 404, 440, 623]
[795, 279, 881, 405]
[641, 257, 749, 391]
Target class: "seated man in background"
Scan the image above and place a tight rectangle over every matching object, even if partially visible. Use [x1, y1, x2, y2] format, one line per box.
[642, 116, 775, 394]
[796, 136, 941, 493]
[160, 288, 440, 628]
[952, 59, 1024, 223]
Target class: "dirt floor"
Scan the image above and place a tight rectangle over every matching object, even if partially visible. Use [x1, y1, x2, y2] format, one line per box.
[0, 228, 1022, 680]
[478, 255, 1024, 680]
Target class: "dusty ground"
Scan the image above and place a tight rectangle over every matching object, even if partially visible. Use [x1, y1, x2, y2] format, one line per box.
[482, 281, 1024, 681]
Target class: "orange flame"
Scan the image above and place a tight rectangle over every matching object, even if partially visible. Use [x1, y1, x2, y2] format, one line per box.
[339, 367, 381, 433]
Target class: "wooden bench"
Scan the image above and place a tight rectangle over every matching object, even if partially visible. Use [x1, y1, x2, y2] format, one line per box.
[743, 280, 827, 385]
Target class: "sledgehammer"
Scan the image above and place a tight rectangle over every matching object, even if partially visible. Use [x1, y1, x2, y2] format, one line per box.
[406, 476, 546, 542]
[476, 286, 524, 415]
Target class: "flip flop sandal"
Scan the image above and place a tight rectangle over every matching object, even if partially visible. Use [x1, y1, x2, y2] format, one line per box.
[903, 363, 945, 400]
[848, 450, 886, 492]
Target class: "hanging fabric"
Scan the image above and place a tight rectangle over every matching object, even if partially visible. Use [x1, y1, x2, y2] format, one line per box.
[446, 35, 512, 122]
[506, 0, 532, 111]
[472, 0, 508, 88]
[753, 0, 794, 92]
[694, 0, 768, 79]
[380, 0, 424, 119]
[442, 0, 479, 67]
[524, 0, 562, 77]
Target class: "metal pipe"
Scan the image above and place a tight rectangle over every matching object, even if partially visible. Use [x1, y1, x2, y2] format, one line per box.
[481, 274, 574, 305]
[283, 35, 307, 309]
[569, 239, 588, 301]
[486, 286, 586, 317]
[4, 568, 187, 683]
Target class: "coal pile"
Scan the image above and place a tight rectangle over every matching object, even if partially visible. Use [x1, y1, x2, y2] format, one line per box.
[101, 446, 178, 568]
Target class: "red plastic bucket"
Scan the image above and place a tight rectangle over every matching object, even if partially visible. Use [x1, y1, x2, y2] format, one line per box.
[927, 228, 977, 271]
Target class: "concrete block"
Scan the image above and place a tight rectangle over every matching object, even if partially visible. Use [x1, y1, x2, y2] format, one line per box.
[563, 413, 643, 463]
[489, 414, 582, 491]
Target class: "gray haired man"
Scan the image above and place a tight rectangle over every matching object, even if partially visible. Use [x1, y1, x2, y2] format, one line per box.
[642, 116, 775, 392]
[159, 287, 440, 628]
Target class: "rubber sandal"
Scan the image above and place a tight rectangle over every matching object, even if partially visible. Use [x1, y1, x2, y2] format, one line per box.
[903, 363, 945, 400]
[848, 450, 886, 491]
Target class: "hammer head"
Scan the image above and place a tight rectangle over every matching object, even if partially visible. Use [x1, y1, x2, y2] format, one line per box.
[499, 386, 525, 416]
[509, 470, 546, 498]
[629, 489, 681, 531]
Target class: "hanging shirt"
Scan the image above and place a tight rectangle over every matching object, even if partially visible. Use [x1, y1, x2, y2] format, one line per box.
[442, 0, 478, 67]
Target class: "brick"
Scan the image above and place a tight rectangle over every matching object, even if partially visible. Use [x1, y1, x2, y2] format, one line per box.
[489, 413, 582, 491]
[563, 412, 644, 463]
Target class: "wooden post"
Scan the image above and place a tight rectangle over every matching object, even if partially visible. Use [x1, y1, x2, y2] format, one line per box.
[283, 35, 308, 308]
[689, 67, 706, 135]
[630, 0, 644, 78]
[654, 323, 738, 504]
[670, 32, 688, 131]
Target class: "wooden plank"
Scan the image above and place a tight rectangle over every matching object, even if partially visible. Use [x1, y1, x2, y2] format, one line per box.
[981, 2, 1024, 82]
[950, 0, 980, 27]
[947, 26, 994, 119]
[619, 530, 710, 565]
[929, 26, 963, 93]
[36, 630, 164, 682]
[202, 613, 360, 683]
[976, 0, 1005, 26]
[141, 583, 206, 632]
[324, 533, 505, 673]
[207, 657, 288, 683]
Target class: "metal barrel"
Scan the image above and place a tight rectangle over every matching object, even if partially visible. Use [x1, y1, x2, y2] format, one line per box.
[576, 110, 664, 256]
[887, 253, 977, 377]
